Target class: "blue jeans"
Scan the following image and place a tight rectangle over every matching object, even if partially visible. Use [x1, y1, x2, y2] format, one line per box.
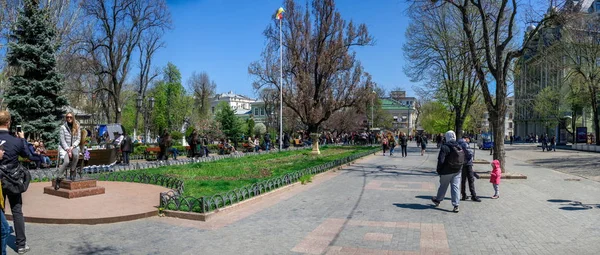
[169, 148, 178, 160]
[435, 172, 462, 207]
[1, 210, 10, 255]
[265, 142, 270, 151]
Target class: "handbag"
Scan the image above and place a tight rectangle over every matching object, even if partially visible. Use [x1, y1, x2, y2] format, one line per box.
[0, 163, 31, 194]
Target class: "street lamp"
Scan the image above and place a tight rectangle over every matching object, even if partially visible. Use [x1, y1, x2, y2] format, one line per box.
[371, 90, 376, 130]
[136, 95, 155, 144]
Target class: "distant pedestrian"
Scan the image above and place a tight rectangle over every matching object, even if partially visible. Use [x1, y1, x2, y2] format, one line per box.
[399, 132, 408, 157]
[382, 137, 389, 156]
[490, 159, 502, 199]
[541, 134, 547, 152]
[420, 134, 428, 156]
[120, 131, 132, 165]
[510, 135, 513, 145]
[264, 133, 271, 151]
[550, 136, 556, 152]
[388, 134, 396, 156]
[416, 135, 421, 148]
[431, 131, 465, 213]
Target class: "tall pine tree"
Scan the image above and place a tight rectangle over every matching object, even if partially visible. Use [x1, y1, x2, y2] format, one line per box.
[5, 0, 68, 148]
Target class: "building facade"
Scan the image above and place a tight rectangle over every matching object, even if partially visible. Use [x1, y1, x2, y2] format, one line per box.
[513, 1, 600, 140]
[380, 96, 417, 136]
[210, 91, 256, 118]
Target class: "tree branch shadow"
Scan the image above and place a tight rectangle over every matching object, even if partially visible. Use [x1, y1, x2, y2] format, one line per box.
[69, 241, 120, 255]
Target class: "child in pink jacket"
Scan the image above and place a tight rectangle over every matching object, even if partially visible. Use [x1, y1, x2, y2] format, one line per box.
[490, 159, 502, 199]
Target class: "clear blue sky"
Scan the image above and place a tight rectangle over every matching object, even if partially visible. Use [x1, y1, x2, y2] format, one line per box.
[154, 0, 413, 99]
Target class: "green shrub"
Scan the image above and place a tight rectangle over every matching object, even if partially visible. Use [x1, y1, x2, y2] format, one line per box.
[299, 174, 313, 185]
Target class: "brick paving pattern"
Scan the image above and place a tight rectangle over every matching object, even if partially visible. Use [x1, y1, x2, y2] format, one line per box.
[4, 142, 600, 254]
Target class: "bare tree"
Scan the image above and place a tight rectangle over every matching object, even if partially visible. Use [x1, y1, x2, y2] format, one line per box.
[135, 29, 164, 131]
[432, 0, 561, 171]
[249, 0, 374, 138]
[404, 1, 480, 136]
[188, 71, 216, 120]
[258, 87, 279, 131]
[81, 0, 170, 123]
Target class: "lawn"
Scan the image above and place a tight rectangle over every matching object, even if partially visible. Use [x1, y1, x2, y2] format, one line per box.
[126, 146, 375, 198]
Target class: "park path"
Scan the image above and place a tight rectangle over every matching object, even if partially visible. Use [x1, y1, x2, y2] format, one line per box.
[8, 142, 600, 254]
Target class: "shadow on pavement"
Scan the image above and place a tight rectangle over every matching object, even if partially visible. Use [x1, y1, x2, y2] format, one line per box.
[70, 241, 120, 255]
[415, 195, 450, 200]
[393, 203, 453, 213]
[547, 199, 597, 210]
[393, 203, 431, 210]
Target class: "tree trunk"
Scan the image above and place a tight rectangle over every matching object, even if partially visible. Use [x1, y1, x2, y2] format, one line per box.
[454, 111, 464, 137]
[592, 92, 600, 145]
[490, 110, 507, 173]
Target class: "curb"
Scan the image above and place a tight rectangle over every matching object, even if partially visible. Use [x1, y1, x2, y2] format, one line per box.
[6, 210, 157, 225]
[476, 173, 528, 179]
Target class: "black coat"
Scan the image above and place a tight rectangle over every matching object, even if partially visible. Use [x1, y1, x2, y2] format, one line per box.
[0, 130, 29, 168]
[436, 141, 462, 175]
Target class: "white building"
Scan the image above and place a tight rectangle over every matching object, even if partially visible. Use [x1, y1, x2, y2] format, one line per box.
[210, 91, 256, 117]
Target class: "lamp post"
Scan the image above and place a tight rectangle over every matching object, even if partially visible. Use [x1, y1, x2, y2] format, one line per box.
[371, 90, 376, 130]
[136, 95, 155, 144]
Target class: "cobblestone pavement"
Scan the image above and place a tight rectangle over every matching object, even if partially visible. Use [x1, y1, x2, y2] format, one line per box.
[6, 142, 600, 254]
[500, 143, 600, 182]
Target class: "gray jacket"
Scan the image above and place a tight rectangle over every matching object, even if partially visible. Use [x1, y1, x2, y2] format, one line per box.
[60, 122, 81, 155]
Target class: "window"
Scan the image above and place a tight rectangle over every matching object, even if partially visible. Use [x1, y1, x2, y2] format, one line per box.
[261, 108, 265, 116]
[211, 107, 215, 113]
[509, 122, 513, 128]
[254, 108, 259, 115]
[509, 113, 513, 119]
[596, 2, 600, 12]
[509, 100, 512, 106]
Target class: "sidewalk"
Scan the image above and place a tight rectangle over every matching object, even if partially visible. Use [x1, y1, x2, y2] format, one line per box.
[8, 142, 600, 254]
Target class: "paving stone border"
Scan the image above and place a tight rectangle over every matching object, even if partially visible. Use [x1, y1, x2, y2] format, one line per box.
[158, 147, 380, 215]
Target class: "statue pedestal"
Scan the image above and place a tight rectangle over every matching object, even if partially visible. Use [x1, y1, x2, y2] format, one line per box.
[44, 179, 105, 199]
[311, 133, 321, 155]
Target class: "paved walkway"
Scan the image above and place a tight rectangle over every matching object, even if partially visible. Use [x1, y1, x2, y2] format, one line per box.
[5, 143, 600, 254]
[5, 181, 169, 224]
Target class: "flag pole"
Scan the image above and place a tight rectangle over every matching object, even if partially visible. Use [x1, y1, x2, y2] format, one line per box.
[279, 16, 283, 151]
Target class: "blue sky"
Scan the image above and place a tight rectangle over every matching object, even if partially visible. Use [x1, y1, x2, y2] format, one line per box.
[155, 0, 413, 98]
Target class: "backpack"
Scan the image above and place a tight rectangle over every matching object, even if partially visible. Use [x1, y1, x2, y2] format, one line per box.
[0, 163, 31, 194]
[445, 144, 465, 171]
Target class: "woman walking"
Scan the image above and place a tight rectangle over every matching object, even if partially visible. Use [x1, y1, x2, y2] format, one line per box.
[58, 112, 81, 180]
[400, 132, 408, 157]
[382, 136, 389, 156]
[420, 134, 428, 156]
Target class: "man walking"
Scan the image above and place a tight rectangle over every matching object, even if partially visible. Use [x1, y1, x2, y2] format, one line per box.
[0, 111, 30, 253]
[458, 136, 480, 202]
[431, 130, 464, 213]
[399, 132, 408, 157]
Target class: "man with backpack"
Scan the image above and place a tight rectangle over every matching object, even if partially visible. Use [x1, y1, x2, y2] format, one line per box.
[431, 130, 464, 213]
[0, 111, 30, 253]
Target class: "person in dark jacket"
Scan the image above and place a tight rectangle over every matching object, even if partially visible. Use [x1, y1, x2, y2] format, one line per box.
[158, 129, 172, 160]
[0, 111, 30, 253]
[399, 132, 408, 157]
[283, 132, 291, 149]
[264, 133, 271, 151]
[458, 136, 480, 202]
[120, 131, 132, 165]
[431, 130, 462, 213]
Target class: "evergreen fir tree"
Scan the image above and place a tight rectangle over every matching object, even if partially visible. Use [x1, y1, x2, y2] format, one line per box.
[5, 0, 68, 148]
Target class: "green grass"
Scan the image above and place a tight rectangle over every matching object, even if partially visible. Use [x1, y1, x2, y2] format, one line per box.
[124, 146, 374, 198]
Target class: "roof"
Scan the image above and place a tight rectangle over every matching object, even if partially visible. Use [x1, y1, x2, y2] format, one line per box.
[381, 98, 412, 111]
[214, 91, 255, 101]
[63, 106, 91, 117]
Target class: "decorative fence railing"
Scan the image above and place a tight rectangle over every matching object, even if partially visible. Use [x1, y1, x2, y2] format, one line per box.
[96, 172, 185, 194]
[159, 147, 379, 214]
